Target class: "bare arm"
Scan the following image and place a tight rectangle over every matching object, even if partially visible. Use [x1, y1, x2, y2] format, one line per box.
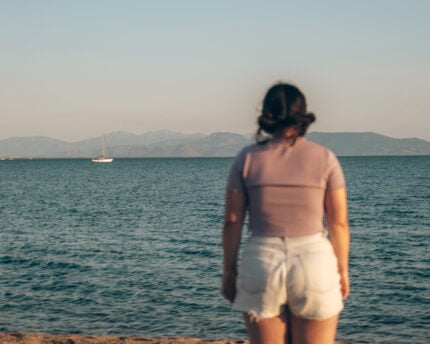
[222, 190, 246, 302]
[325, 187, 350, 300]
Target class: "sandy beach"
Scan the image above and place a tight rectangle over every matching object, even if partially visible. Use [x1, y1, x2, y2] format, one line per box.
[0, 333, 244, 344]
[0, 333, 358, 344]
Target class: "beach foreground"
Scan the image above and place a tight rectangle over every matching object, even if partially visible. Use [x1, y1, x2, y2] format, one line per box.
[0, 333, 357, 344]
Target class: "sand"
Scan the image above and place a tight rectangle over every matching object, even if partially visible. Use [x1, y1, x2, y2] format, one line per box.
[0, 333, 243, 344]
[0, 333, 357, 344]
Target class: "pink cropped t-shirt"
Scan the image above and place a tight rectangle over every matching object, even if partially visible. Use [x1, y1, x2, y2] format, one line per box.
[226, 138, 345, 237]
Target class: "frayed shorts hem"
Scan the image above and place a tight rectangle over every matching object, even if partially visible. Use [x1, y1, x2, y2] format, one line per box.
[232, 305, 343, 322]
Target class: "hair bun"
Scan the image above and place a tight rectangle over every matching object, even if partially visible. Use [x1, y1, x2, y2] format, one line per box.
[257, 114, 277, 134]
[256, 83, 316, 142]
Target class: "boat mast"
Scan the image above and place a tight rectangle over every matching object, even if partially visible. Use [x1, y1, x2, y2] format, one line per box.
[102, 134, 106, 157]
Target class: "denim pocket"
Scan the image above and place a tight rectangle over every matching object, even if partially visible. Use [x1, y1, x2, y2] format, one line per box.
[298, 246, 340, 293]
[237, 242, 277, 294]
[238, 274, 267, 294]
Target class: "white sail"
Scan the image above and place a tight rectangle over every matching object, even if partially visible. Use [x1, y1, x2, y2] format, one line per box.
[91, 134, 113, 163]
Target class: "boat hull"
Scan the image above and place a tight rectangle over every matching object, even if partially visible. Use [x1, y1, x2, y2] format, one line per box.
[91, 158, 113, 163]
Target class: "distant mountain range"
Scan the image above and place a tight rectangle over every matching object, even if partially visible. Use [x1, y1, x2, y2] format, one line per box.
[0, 131, 429, 159]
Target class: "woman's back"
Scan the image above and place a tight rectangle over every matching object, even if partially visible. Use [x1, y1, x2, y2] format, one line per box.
[227, 137, 345, 237]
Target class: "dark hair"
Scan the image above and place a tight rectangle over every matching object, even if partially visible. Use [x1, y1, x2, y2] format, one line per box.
[256, 83, 316, 143]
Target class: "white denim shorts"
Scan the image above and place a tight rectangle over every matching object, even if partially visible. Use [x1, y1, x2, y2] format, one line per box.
[233, 231, 343, 320]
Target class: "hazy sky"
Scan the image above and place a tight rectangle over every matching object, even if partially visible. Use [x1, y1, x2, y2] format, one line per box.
[1, 1, 429, 142]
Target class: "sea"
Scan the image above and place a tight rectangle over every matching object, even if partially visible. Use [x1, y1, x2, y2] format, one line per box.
[0, 156, 429, 343]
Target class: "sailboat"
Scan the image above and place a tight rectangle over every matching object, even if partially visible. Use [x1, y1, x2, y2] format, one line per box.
[91, 134, 113, 163]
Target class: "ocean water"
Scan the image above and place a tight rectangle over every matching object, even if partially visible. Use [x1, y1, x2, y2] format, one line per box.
[0, 156, 429, 343]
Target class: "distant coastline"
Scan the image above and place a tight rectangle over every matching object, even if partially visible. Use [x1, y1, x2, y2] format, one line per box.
[1, 131, 430, 159]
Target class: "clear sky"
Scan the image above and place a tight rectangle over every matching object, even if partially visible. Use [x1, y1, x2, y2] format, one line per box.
[1, 0, 429, 142]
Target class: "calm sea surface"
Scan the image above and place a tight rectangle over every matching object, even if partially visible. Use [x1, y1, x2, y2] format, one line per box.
[0, 156, 429, 343]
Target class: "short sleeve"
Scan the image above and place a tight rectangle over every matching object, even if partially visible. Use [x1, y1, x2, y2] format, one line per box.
[226, 148, 247, 193]
[326, 151, 345, 191]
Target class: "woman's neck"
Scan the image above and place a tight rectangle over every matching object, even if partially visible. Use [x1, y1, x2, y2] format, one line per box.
[273, 129, 303, 146]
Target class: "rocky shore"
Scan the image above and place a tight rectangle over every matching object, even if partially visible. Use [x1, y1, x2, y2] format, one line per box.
[0, 333, 357, 344]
